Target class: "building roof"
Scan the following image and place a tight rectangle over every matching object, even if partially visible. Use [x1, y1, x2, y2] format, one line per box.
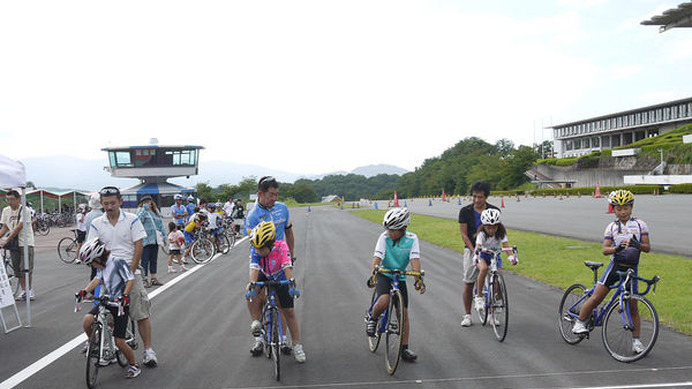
[641, 1, 692, 32]
[102, 144, 204, 151]
[120, 181, 195, 196]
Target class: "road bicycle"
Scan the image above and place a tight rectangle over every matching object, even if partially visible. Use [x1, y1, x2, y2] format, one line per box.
[1, 247, 20, 296]
[211, 227, 231, 255]
[473, 246, 517, 342]
[557, 260, 660, 362]
[189, 228, 216, 264]
[58, 229, 80, 264]
[75, 295, 138, 389]
[246, 278, 298, 381]
[365, 266, 424, 375]
[33, 214, 50, 236]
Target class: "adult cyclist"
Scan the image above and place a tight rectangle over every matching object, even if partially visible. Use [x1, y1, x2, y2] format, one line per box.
[170, 195, 188, 230]
[245, 176, 294, 258]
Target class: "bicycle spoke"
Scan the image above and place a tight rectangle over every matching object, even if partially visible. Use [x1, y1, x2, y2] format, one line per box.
[558, 284, 588, 345]
[603, 295, 659, 362]
[385, 290, 404, 375]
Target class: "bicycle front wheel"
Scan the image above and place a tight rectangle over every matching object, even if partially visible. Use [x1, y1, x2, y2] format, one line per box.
[384, 289, 404, 375]
[190, 238, 215, 264]
[36, 221, 50, 236]
[367, 289, 382, 353]
[225, 229, 237, 250]
[490, 272, 509, 342]
[558, 283, 589, 345]
[58, 238, 77, 264]
[86, 324, 102, 389]
[217, 234, 231, 255]
[603, 294, 659, 363]
[270, 309, 281, 381]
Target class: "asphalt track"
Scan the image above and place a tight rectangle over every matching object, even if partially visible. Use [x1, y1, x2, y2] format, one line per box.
[1, 206, 691, 389]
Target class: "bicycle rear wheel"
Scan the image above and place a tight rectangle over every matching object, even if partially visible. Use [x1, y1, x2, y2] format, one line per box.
[217, 234, 231, 255]
[190, 238, 215, 264]
[367, 289, 382, 353]
[603, 294, 659, 363]
[58, 238, 77, 264]
[270, 309, 281, 381]
[86, 324, 102, 389]
[36, 221, 50, 236]
[226, 229, 237, 249]
[384, 289, 404, 375]
[490, 272, 509, 342]
[558, 284, 589, 345]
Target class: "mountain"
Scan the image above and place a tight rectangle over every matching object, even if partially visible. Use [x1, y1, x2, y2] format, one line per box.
[19, 156, 408, 191]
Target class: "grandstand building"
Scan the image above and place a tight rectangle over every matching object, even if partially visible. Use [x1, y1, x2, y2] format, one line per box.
[551, 96, 692, 158]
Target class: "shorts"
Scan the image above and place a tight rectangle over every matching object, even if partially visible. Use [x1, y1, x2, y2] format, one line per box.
[599, 261, 639, 294]
[374, 273, 409, 308]
[11, 246, 34, 276]
[462, 248, 478, 284]
[184, 231, 196, 245]
[76, 230, 87, 243]
[129, 273, 151, 321]
[257, 272, 294, 309]
[89, 305, 130, 339]
[169, 249, 181, 255]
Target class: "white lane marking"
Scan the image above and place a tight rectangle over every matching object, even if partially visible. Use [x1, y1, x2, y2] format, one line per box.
[0, 237, 247, 389]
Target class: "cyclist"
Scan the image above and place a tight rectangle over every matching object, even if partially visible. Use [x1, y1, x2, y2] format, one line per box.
[182, 212, 207, 261]
[75, 238, 141, 379]
[205, 202, 221, 246]
[186, 195, 197, 219]
[246, 221, 305, 363]
[473, 208, 517, 318]
[365, 207, 425, 362]
[245, 176, 294, 258]
[74, 205, 88, 264]
[572, 189, 651, 354]
[231, 199, 245, 236]
[170, 195, 188, 230]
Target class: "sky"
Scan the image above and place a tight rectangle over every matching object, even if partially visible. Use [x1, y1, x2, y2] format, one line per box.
[2, 0, 692, 179]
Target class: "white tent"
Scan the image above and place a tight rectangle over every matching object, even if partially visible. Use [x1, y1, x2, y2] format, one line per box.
[0, 154, 32, 328]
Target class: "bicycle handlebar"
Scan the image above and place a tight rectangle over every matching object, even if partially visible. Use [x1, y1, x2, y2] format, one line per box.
[615, 269, 661, 296]
[74, 295, 125, 315]
[373, 265, 424, 278]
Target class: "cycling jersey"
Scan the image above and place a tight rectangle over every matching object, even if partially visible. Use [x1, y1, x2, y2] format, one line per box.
[245, 201, 292, 241]
[250, 240, 292, 281]
[373, 231, 420, 280]
[170, 204, 188, 226]
[604, 217, 649, 266]
[96, 256, 134, 299]
[475, 231, 508, 267]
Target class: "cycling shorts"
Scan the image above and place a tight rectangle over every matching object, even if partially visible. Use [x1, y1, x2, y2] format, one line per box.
[599, 261, 639, 294]
[375, 273, 409, 308]
[89, 305, 130, 339]
[257, 272, 294, 309]
[183, 231, 196, 245]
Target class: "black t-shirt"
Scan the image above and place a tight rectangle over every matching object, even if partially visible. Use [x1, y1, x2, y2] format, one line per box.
[457, 203, 500, 248]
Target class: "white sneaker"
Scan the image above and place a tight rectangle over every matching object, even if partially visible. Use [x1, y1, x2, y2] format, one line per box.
[75, 259, 82, 264]
[29, 290, 35, 301]
[180, 265, 189, 272]
[250, 320, 263, 336]
[143, 348, 158, 367]
[460, 314, 472, 327]
[572, 320, 588, 335]
[474, 296, 485, 311]
[167, 266, 177, 274]
[632, 339, 645, 354]
[15, 291, 26, 301]
[293, 344, 306, 363]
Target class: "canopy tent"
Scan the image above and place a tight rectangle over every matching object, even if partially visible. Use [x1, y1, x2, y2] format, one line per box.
[25, 189, 90, 213]
[0, 154, 31, 329]
[121, 181, 195, 196]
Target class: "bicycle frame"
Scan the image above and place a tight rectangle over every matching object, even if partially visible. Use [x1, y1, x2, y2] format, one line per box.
[254, 280, 291, 347]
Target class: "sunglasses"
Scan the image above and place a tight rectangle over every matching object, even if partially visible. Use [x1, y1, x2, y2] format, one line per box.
[99, 186, 120, 196]
[258, 176, 278, 190]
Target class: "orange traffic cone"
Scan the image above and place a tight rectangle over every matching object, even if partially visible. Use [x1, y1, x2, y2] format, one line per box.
[607, 203, 614, 214]
[594, 181, 602, 198]
[501, 197, 505, 208]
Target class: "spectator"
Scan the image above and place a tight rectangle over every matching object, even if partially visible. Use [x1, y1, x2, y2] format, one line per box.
[0, 189, 36, 301]
[74, 205, 88, 264]
[136, 196, 167, 287]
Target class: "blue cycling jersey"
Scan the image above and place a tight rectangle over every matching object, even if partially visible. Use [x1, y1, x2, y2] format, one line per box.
[245, 201, 292, 241]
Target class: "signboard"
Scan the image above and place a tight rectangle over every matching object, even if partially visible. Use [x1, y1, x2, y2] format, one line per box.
[0, 264, 15, 308]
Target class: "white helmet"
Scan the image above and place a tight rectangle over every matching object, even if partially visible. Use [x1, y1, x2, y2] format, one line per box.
[383, 208, 410, 230]
[480, 208, 501, 225]
[79, 238, 108, 265]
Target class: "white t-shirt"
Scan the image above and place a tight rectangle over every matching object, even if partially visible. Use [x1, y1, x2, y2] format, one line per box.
[87, 211, 147, 273]
[0, 206, 35, 247]
[475, 231, 508, 251]
[76, 213, 87, 232]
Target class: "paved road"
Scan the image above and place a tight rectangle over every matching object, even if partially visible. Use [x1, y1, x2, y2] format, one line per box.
[395, 194, 692, 257]
[1, 208, 691, 388]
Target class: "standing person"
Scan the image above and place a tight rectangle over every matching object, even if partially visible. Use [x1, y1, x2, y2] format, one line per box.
[231, 199, 245, 236]
[84, 193, 104, 287]
[136, 196, 167, 287]
[87, 186, 159, 367]
[74, 205, 88, 264]
[457, 181, 500, 327]
[223, 197, 235, 220]
[185, 195, 197, 219]
[166, 222, 187, 273]
[170, 194, 188, 230]
[0, 190, 36, 301]
[365, 208, 425, 362]
[245, 176, 294, 258]
[572, 190, 651, 354]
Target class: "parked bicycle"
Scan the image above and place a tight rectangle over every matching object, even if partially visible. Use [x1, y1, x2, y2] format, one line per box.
[473, 246, 517, 342]
[189, 228, 216, 264]
[75, 295, 138, 389]
[365, 266, 424, 375]
[33, 214, 50, 236]
[58, 229, 80, 264]
[558, 260, 660, 363]
[246, 278, 298, 381]
[1, 246, 20, 296]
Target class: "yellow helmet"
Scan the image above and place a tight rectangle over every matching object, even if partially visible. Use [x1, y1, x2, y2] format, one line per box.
[250, 221, 276, 249]
[609, 189, 634, 206]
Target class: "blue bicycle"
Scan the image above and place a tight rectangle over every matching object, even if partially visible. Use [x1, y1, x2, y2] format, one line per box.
[558, 261, 661, 362]
[247, 279, 297, 381]
[473, 246, 517, 342]
[365, 266, 424, 375]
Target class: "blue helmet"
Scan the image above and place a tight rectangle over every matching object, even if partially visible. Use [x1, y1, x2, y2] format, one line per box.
[174, 194, 183, 201]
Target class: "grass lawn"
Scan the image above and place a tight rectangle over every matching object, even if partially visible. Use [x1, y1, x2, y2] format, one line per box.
[352, 209, 692, 335]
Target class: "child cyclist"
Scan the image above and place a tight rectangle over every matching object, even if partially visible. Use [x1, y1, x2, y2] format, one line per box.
[167, 222, 188, 273]
[366, 207, 425, 362]
[245, 221, 306, 363]
[473, 208, 517, 317]
[182, 212, 207, 261]
[572, 190, 651, 353]
[75, 238, 141, 379]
